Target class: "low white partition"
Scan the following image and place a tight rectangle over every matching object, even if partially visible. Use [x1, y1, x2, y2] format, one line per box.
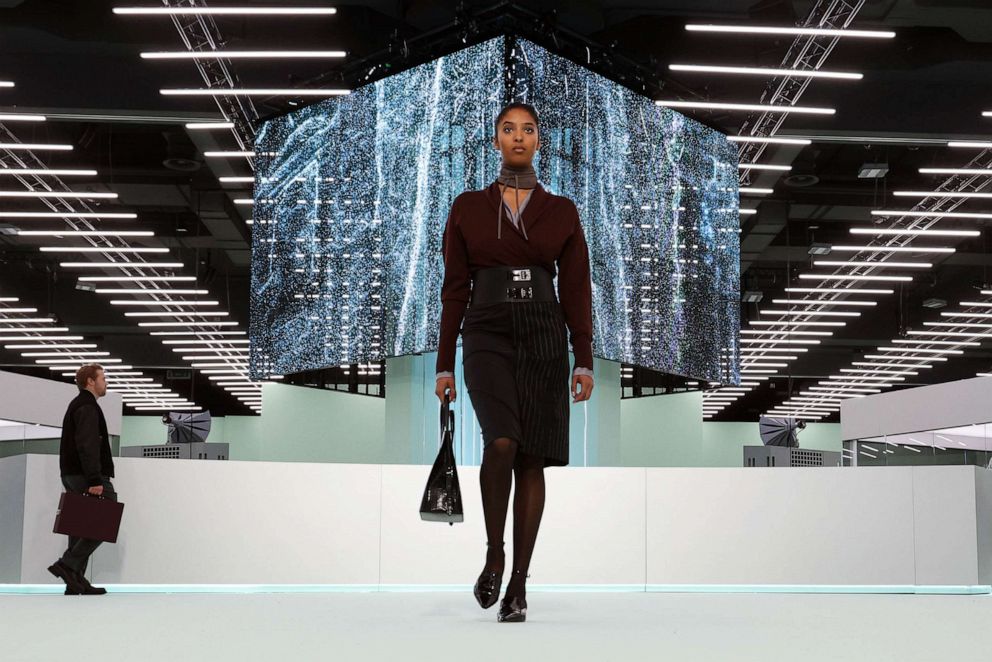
[5, 454, 991, 590]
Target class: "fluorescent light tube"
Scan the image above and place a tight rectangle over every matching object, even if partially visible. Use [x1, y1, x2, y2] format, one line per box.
[0, 322, 65, 328]
[148, 50, 345, 59]
[893, 191, 992, 199]
[759, 310, 860, 317]
[44, 247, 167, 253]
[785, 287, 894, 294]
[749, 321, 845, 326]
[0, 113, 46, 122]
[5, 344, 95, 349]
[799, 274, 913, 282]
[0, 212, 136, 219]
[0, 169, 96, 176]
[740, 338, 821, 344]
[162, 88, 350, 97]
[80, 276, 194, 281]
[941, 312, 992, 319]
[684, 24, 895, 39]
[738, 163, 792, 171]
[36, 357, 121, 364]
[150, 330, 244, 335]
[655, 100, 834, 115]
[219, 177, 255, 183]
[771, 299, 876, 306]
[0, 191, 116, 199]
[0, 335, 83, 341]
[727, 136, 811, 145]
[850, 228, 979, 237]
[864, 354, 947, 361]
[919, 168, 992, 175]
[205, 151, 255, 157]
[124, 311, 229, 317]
[184, 121, 235, 129]
[23, 351, 109, 357]
[908, 331, 992, 337]
[877, 347, 964, 354]
[110, 300, 218, 306]
[138, 322, 238, 327]
[891, 339, 979, 346]
[871, 210, 992, 220]
[0, 307, 38, 313]
[741, 329, 832, 335]
[96, 289, 208, 295]
[739, 187, 774, 194]
[162, 339, 249, 344]
[813, 260, 932, 268]
[0, 143, 72, 151]
[114, 7, 338, 15]
[669, 64, 862, 80]
[948, 141, 992, 148]
[61, 262, 183, 268]
[830, 245, 953, 254]
[19, 230, 152, 237]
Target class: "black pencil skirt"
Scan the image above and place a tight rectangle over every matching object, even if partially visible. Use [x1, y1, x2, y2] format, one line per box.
[461, 300, 571, 467]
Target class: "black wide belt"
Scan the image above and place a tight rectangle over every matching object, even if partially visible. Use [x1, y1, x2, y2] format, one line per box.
[470, 266, 557, 305]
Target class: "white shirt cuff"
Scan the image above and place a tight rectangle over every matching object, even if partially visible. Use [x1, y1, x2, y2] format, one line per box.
[435, 371, 454, 381]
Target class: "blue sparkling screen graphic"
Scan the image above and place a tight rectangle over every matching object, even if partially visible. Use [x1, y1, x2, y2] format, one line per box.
[250, 36, 739, 384]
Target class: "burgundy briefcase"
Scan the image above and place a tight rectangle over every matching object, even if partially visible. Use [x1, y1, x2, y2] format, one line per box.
[53, 492, 124, 544]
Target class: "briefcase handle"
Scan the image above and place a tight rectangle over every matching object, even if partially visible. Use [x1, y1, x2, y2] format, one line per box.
[79, 491, 108, 500]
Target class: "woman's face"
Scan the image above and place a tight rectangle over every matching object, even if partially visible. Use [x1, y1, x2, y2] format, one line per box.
[493, 108, 539, 168]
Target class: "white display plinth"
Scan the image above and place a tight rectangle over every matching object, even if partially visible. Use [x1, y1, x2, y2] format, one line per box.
[3, 455, 990, 591]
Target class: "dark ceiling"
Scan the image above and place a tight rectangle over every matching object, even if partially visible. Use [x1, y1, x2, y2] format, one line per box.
[3, 0, 992, 418]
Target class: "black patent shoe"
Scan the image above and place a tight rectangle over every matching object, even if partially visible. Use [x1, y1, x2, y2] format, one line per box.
[497, 595, 527, 622]
[473, 542, 504, 609]
[497, 570, 528, 623]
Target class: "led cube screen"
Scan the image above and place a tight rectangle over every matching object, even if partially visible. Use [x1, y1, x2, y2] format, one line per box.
[251, 36, 740, 384]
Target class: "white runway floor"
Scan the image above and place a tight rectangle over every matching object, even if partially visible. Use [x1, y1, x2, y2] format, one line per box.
[2, 590, 990, 662]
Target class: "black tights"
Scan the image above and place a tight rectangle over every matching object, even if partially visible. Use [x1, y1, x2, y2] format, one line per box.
[480, 436, 545, 599]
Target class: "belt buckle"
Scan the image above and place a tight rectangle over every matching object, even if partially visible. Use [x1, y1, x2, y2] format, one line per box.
[511, 269, 532, 282]
[506, 286, 534, 300]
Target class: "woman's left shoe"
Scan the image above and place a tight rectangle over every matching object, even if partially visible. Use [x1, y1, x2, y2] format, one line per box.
[497, 595, 527, 622]
[497, 570, 528, 623]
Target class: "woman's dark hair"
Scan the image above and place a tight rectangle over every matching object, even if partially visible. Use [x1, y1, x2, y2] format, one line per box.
[494, 102, 540, 138]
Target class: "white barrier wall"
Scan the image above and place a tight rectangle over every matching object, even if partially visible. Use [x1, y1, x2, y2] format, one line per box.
[841, 376, 992, 441]
[6, 454, 992, 589]
[0, 370, 122, 435]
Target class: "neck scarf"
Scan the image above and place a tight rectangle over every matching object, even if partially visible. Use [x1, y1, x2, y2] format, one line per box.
[496, 164, 536, 240]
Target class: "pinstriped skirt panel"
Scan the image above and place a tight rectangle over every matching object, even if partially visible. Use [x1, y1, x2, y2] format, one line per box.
[462, 301, 570, 467]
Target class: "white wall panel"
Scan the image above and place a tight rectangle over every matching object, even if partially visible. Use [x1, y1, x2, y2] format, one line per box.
[0, 370, 122, 435]
[9, 455, 992, 588]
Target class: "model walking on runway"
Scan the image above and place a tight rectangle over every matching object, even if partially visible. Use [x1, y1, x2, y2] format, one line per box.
[434, 103, 595, 622]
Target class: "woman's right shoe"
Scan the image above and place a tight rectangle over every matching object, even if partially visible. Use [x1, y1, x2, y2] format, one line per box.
[473, 542, 504, 609]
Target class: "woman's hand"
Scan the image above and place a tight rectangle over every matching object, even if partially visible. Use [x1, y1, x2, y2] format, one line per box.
[571, 374, 594, 403]
[435, 376, 457, 403]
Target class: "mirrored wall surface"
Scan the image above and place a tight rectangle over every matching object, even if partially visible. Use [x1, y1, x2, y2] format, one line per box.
[0, 418, 119, 459]
[845, 424, 992, 468]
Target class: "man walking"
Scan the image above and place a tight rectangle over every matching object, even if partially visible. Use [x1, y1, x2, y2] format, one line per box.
[47, 363, 117, 595]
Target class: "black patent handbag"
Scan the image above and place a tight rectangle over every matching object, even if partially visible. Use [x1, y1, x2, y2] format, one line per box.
[419, 395, 464, 524]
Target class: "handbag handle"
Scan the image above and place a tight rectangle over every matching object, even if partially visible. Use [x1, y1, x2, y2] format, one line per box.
[440, 394, 455, 440]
